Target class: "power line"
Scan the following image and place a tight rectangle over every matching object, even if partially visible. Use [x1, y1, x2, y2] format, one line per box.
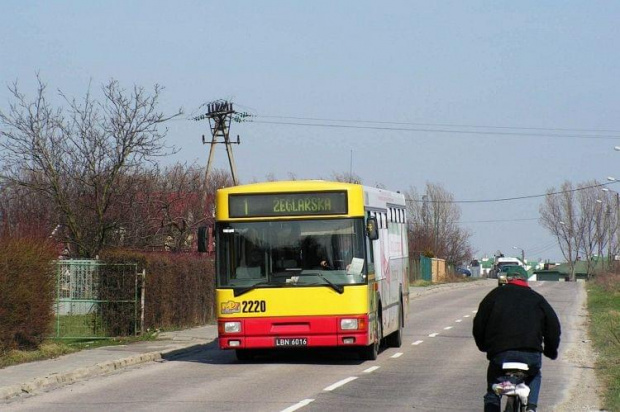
[406, 181, 619, 204]
[257, 114, 620, 135]
[248, 119, 620, 140]
[527, 241, 560, 255]
[458, 217, 539, 224]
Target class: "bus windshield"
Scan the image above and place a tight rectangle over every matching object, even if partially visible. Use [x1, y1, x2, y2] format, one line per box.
[216, 218, 367, 290]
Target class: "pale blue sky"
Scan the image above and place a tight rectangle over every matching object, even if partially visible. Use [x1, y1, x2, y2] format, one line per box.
[2, 1, 620, 262]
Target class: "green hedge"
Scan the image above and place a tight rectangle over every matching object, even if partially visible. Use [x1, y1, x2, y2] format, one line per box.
[0, 237, 57, 352]
[100, 250, 216, 332]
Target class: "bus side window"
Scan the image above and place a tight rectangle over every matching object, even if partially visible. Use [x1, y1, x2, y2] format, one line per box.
[366, 216, 379, 240]
[366, 214, 376, 274]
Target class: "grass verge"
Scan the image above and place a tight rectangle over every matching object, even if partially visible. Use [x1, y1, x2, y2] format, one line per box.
[0, 332, 158, 370]
[588, 272, 620, 411]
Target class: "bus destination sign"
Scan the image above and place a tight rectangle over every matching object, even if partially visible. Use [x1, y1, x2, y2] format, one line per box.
[229, 191, 348, 218]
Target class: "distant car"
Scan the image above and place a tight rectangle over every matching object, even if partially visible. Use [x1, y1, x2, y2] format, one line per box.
[489, 257, 523, 279]
[497, 264, 522, 285]
[491, 262, 519, 282]
[456, 267, 472, 277]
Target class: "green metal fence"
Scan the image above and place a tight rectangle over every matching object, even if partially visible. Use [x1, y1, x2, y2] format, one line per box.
[420, 255, 432, 281]
[408, 255, 433, 283]
[54, 260, 142, 339]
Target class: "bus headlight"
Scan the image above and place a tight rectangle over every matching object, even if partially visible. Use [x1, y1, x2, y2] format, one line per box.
[340, 318, 359, 330]
[223, 321, 241, 333]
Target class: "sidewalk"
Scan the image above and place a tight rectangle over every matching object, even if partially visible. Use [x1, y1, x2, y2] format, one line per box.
[0, 325, 219, 401]
[0, 281, 484, 402]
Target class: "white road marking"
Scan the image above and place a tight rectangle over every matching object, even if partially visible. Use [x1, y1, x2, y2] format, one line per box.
[412, 340, 424, 345]
[363, 366, 380, 373]
[390, 352, 403, 358]
[455, 319, 462, 323]
[280, 399, 315, 412]
[324, 377, 358, 391]
[428, 333, 439, 337]
[464, 315, 471, 318]
[444, 326, 453, 330]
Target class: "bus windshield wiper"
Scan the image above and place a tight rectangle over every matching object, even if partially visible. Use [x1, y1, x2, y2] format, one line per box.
[234, 281, 278, 297]
[314, 272, 344, 294]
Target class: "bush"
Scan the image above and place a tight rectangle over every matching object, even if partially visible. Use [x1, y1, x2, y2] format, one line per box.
[0, 237, 56, 352]
[143, 252, 215, 330]
[588, 271, 620, 411]
[99, 250, 215, 333]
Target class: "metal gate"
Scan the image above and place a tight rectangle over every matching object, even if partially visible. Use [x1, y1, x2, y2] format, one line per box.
[420, 255, 432, 281]
[53, 260, 142, 339]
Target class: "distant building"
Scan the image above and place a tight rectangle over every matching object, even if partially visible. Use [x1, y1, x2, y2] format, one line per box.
[533, 260, 602, 281]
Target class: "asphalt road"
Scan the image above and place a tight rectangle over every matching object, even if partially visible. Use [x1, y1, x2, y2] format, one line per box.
[1, 280, 584, 412]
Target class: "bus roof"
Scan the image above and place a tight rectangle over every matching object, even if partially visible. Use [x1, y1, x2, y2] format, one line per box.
[215, 180, 406, 220]
[217, 180, 359, 194]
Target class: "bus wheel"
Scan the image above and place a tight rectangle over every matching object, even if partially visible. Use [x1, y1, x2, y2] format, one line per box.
[360, 315, 381, 360]
[235, 349, 255, 361]
[385, 300, 403, 348]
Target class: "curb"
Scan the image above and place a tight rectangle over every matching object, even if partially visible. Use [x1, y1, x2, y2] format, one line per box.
[0, 341, 212, 401]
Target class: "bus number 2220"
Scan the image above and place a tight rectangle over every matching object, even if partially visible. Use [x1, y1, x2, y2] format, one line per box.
[242, 300, 266, 313]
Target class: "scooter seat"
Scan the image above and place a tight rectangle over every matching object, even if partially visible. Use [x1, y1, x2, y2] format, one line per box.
[502, 362, 529, 371]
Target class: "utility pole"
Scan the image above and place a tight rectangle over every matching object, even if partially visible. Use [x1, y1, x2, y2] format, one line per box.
[422, 194, 429, 251]
[607, 204, 613, 268]
[513, 246, 525, 264]
[194, 100, 240, 186]
[612, 192, 620, 266]
[349, 149, 353, 178]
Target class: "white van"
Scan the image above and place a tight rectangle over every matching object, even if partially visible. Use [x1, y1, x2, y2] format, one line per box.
[489, 257, 523, 279]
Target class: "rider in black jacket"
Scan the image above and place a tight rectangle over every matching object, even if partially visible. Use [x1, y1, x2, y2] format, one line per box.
[473, 266, 561, 412]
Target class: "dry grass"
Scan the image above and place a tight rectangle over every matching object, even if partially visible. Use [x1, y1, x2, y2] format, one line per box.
[588, 271, 620, 411]
[0, 342, 78, 369]
[0, 332, 159, 370]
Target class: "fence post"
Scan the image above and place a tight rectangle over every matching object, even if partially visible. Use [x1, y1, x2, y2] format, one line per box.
[141, 269, 146, 335]
[56, 262, 61, 338]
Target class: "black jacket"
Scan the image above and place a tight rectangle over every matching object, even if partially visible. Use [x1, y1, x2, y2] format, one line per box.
[473, 283, 561, 360]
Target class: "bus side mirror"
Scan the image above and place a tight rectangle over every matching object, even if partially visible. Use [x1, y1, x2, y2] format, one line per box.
[197, 226, 208, 253]
[366, 217, 379, 241]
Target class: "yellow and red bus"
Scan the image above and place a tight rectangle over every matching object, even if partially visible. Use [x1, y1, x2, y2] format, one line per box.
[209, 180, 409, 360]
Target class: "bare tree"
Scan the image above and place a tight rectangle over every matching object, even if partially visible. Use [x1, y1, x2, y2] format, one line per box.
[405, 183, 473, 265]
[405, 188, 432, 257]
[540, 180, 620, 279]
[331, 171, 363, 184]
[575, 183, 608, 277]
[199, 166, 234, 226]
[0, 177, 56, 240]
[601, 188, 620, 268]
[103, 165, 233, 252]
[122, 164, 204, 251]
[206, 168, 235, 196]
[540, 181, 584, 281]
[0, 76, 181, 257]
